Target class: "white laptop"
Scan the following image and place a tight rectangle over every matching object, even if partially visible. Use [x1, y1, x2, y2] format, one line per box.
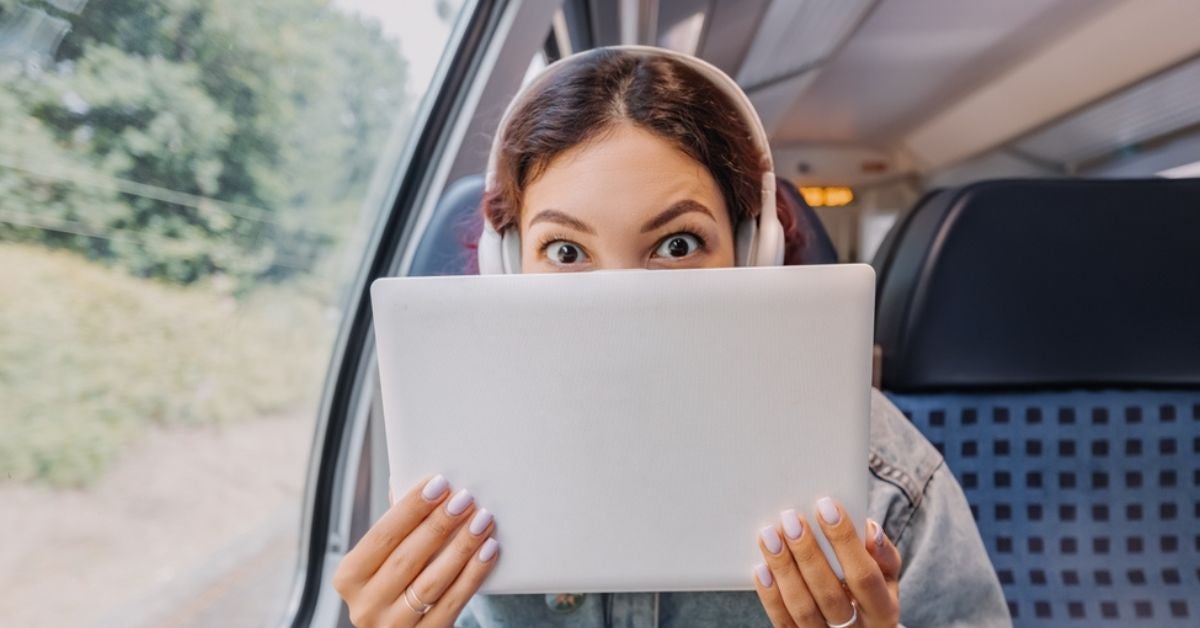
[371, 264, 875, 594]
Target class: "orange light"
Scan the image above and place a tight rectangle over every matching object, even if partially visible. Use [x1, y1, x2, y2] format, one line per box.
[798, 186, 854, 208]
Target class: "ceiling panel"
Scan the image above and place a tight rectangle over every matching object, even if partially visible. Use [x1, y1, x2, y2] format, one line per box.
[735, 0, 875, 89]
[694, 0, 771, 76]
[1012, 56, 1200, 167]
[771, 0, 1117, 146]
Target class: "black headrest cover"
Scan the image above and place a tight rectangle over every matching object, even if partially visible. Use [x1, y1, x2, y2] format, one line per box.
[876, 178, 1200, 391]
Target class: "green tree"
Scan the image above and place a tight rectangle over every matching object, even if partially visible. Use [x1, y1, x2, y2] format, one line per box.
[0, 0, 410, 285]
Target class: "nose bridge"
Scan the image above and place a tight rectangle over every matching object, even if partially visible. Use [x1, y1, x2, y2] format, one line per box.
[594, 254, 649, 271]
[591, 239, 649, 271]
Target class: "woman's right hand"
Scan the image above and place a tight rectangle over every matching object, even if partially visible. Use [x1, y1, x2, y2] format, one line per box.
[333, 475, 500, 627]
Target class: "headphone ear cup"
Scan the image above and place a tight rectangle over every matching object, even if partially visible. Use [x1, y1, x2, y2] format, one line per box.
[754, 172, 785, 266]
[500, 227, 523, 274]
[478, 221, 505, 274]
[478, 219, 523, 274]
[734, 218, 758, 267]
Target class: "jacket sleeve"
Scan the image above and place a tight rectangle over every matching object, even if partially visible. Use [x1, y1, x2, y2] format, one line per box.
[453, 604, 482, 628]
[891, 461, 1011, 627]
[867, 390, 1010, 628]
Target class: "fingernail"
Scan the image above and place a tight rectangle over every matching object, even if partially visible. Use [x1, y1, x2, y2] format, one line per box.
[469, 508, 493, 535]
[780, 509, 803, 540]
[478, 538, 499, 562]
[869, 518, 885, 548]
[759, 526, 783, 554]
[817, 497, 841, 525]
[754, 563, 774, 588]
[422, 474, 449, 501]
[446, 488, 474, 515]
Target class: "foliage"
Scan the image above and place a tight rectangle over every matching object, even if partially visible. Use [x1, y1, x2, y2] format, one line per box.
[0, 0, 430, 487]
[0, 243, 334, 487]
[0, 0, 410, 285]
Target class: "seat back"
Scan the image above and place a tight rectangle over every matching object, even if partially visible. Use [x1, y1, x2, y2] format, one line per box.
[778, 179, 838, 264]
[408, 175, 484, 276]
[875, 178, 1200, 625]
[869, 188, 947, 305]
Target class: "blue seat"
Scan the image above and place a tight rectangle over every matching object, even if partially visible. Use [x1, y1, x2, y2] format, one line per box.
[874, 178, 1200, 625]
[409, 175, 487, 277]
[409, 175, 839, 276]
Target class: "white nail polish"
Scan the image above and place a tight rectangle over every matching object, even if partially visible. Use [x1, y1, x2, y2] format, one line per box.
[422, 475, 448, 501]
[817, 497, 841, 525]
[478, 538, 499, 562]
[446, 489, 473, 515]
[754, 563, 774, 588]
[871, 519, 885, 548]
[469, 508, 493, 535]
[780, 509, 803, 540]
[759, 526, 783, 554]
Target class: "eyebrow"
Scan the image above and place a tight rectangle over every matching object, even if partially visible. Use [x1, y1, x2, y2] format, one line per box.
[526, 200, 716, 234]
[640, 200, 715, 233]
[527, 209, 596, 234]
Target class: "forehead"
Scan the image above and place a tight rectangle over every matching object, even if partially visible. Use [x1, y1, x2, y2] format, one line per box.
[521, 123, 726, 227]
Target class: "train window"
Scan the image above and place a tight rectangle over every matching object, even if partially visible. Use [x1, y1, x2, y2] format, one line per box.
[0, 0, 467, 625]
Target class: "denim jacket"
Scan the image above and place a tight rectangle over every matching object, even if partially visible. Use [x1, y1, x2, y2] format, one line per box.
[457, 389, 1010, 627]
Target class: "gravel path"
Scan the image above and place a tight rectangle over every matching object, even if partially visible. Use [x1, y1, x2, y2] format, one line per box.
[0, 413, 313, 627]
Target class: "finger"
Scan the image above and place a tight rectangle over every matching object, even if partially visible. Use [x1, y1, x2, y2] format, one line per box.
[758, 524, 822, 626]
[335, 474, 450, 589]
[416, 537, 501, 627]
[404, 509, 495, 616]
[367, 488, 477, 605]
[865, 518, 901, 583]
[781, 509, 856, 626]
[753, 563, 798, 628]
[812, 499, 894, 620]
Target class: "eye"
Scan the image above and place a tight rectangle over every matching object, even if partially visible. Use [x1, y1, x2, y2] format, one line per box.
[654, 233, 702, 259]
[543, 240, 589, 266]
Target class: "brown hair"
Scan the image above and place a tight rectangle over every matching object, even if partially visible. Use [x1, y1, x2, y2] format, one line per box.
[482, 48, 806, 264]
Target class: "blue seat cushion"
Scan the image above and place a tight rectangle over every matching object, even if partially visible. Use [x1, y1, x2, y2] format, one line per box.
[887, 390, 1200, 626]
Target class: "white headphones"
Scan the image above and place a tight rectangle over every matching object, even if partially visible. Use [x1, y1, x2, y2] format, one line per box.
[478, 45, 783, 274]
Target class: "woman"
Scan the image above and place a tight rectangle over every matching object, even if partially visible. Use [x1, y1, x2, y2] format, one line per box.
[333, 46, 1009, 627]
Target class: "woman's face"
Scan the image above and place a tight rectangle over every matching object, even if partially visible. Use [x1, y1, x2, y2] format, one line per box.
[519, 122, 736, 272]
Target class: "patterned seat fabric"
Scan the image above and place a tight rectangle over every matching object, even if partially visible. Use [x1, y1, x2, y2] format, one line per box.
[888, 391, 1200, 625]
[873, 179, 1200, 626]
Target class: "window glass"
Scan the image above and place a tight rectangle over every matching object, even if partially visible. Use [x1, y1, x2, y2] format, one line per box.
[0, 0, 465, 625]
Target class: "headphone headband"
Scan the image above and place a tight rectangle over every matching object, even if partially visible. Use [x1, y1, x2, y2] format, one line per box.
[480, 45, 782, 273]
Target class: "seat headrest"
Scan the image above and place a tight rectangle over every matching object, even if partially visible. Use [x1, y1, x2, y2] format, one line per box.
[870, 188, 949, 308]
[409, 175, 484, 276]
[876, 178, 1200, 391]
[778, 179, 838, 265]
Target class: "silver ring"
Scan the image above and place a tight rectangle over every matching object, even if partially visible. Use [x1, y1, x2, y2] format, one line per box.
[404, 587, 434, 615]
[826, 600, 858, 628]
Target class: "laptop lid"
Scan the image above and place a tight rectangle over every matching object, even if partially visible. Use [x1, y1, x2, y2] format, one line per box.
[371, 264, 874, 594]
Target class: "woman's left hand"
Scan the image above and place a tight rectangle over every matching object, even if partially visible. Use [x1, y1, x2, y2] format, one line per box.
[753, 498, 901, 628]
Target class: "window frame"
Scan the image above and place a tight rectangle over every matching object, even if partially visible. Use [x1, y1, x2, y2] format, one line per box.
[282, 1, 503, 625]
